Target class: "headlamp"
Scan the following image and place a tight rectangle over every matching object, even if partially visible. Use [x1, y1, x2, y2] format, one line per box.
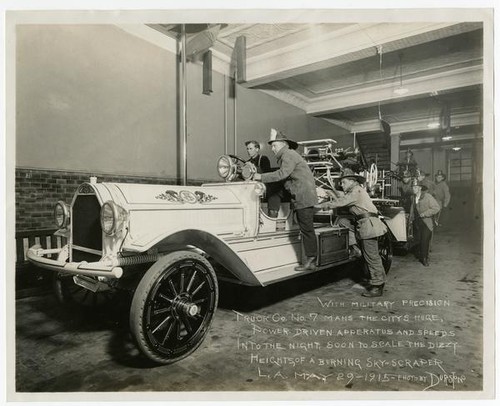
[216, 155, 238, 181]
[100, 201, 127, 236]
[54, 201, 70, 229]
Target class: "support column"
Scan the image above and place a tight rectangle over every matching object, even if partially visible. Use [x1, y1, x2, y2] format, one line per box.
[180, 24, 188, 186]
[390, 133, 401, 171]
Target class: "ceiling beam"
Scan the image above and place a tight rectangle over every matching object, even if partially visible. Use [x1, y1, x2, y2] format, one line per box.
[242, 22, 482, 87]
[116, 24, 177, 53]
[307, 65, 482, 115]
[400, 136, 481, 149]
[351, 111, 481, 134]
[322, 118, 354, 132]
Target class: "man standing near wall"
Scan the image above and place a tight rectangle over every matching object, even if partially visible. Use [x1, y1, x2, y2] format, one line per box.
[410, 179, 441, 267]
[434, 170, 451, 227]
[253, 129, 318, 272]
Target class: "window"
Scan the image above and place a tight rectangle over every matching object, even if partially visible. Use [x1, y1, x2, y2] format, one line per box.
[448, 148, 472, 182]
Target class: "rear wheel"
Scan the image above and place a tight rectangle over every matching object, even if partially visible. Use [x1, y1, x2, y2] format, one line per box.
[130, 251, 218, 365]
[378, 232, 393, 274]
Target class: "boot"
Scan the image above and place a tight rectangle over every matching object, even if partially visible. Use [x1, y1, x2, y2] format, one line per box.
[268, 209, 279, 218]
[295, 257, 317, 272]
[421, 257, 430, 267]
[362, 284, 384, 297]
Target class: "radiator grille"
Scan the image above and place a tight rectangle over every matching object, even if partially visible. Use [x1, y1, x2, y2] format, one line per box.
[72, 194, 102, 261]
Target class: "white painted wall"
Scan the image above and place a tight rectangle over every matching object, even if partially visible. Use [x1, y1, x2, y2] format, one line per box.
[16, 24, 346, 181]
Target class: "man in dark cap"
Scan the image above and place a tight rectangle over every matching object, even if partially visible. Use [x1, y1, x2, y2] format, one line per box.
[321, 169, 388, 297]
[417, 171, 436, 196]
[410, 179, 441, 266]
[254, 129, 318, 272]
[245, 140, 282, 218]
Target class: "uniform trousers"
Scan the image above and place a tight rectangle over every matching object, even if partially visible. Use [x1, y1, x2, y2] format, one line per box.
[414, 217, 432, 261]
[296, 206, 317, 258]
[360, 237, 386, 286]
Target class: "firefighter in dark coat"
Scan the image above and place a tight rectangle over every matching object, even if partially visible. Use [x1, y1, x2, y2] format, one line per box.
[410, 179, 441, 266]
[254, 129, 318, 272]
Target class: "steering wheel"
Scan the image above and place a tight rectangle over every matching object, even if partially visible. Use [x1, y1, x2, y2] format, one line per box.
[227, 154, 246, 164]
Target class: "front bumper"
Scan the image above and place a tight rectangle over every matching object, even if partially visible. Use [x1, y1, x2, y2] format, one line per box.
[27, 245, 123, 279]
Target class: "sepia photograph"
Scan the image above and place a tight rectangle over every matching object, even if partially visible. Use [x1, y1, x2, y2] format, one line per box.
[3, 1, 497, 403]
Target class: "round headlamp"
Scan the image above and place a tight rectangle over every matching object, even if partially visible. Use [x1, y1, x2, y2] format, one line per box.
[216, 155, 237, 181]
[100, 201, 120, 236]
[54, 201, 70, 229]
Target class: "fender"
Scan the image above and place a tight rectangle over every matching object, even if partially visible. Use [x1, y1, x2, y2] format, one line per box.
[379, 206, 407, 242]
[154, 229, 262, 287]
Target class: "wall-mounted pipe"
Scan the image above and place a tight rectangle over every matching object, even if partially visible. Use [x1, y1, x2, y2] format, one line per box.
[233, 77, 237, 155]
[180, 24, 188, 186]
[224, 76, 227, 155]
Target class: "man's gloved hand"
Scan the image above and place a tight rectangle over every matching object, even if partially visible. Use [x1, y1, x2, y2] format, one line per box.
[253, 173, 262, 181]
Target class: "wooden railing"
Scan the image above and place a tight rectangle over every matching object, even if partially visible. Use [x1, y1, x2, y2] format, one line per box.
[15, 229, 67, 266]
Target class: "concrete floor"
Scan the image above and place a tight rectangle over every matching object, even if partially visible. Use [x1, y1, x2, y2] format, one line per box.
[14, 220, 484, 394]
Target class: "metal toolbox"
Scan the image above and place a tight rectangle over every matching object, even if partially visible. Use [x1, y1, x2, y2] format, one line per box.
[316, 226, 350, 266]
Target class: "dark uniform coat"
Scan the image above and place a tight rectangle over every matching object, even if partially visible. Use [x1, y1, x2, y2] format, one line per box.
[434, 181, 451, 208]
[410, 191, 441, 231]
[260, 146, 318, 209]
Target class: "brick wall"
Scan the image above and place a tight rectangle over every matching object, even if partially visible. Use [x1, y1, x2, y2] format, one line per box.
[15, 167, 208, 233]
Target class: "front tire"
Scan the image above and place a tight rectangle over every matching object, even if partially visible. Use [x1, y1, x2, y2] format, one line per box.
[130, 251, 218, 365]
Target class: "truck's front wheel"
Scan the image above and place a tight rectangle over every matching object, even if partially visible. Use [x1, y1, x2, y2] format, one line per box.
[130, 251, 218, 364]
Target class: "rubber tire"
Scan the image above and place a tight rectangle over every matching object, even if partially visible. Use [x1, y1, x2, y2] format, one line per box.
[130, 251, 218, 365]
[379, 233, 393, 274]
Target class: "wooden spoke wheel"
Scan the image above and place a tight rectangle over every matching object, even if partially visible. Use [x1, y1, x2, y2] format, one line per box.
[130, 251, 218, 364]
[378, 232, 393, 274]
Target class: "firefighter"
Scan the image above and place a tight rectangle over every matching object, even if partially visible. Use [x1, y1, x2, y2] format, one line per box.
[434, 170, 451, 226]
[416, 171, 436, 196]
[321, 169, 388, 297]
[409, 179, 441, 266]
[254, 129, 318, 272]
